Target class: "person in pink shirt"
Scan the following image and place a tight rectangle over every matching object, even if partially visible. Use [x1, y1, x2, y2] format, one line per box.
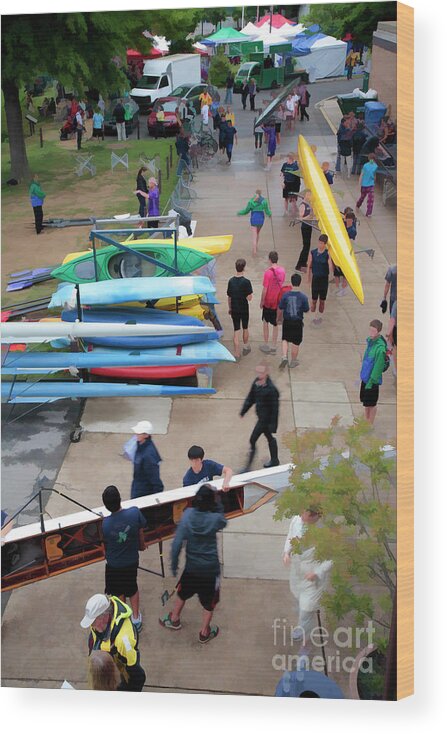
[259, 251, 286, 355]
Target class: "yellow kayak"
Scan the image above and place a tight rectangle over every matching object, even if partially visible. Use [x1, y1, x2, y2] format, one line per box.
[297, 135, 364, 304]
[116, 297, 205, 320]
[61, 235, 233, 265]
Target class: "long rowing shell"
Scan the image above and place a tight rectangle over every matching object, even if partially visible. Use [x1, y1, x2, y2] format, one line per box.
[297, 135, 364, 303]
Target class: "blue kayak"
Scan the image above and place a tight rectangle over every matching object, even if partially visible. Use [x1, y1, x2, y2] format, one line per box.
[1, 381, 215, 403]
[49, 276, 216, 309]
[2, 341, 235, 373]
[61, 307, 219, 349]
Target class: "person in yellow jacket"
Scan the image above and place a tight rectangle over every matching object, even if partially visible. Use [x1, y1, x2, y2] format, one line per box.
[80, 593, 146, 691]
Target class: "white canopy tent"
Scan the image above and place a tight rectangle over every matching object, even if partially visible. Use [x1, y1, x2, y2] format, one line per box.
[294, 35, 348, 79]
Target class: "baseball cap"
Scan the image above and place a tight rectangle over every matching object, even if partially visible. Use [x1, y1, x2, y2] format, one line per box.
[80, 594, 111, 629]
[131, 420, 154, 434]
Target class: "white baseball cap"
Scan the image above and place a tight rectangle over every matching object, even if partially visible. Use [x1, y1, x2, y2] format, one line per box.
[80, 594, 111, 629]
[131, 420, 154, 435]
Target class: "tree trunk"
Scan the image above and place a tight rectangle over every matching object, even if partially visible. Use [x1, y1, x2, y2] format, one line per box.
[2, 78, 31, 182]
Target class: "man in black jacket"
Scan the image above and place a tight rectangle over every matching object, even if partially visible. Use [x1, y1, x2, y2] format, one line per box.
[113, 99, 127, 141]
[240, 364, 280, 471]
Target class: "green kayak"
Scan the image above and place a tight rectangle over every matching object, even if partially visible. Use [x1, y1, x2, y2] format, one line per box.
[51, 243, 214, 284]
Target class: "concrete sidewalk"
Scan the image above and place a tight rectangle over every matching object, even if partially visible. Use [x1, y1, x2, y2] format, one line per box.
[1, 84, 396, 697]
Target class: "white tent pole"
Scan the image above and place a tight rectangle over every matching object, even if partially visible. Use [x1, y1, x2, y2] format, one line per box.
[242, 6, 245, 28]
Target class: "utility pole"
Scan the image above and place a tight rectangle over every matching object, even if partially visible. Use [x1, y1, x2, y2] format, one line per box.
[242, 6, 245, 28]
[269, 4, 273, 33]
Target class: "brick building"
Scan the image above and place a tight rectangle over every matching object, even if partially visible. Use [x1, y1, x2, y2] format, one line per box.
[369, 20, 397, 119]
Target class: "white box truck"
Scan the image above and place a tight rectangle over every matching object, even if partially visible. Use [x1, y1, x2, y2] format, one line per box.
[130, 54, 201, 113]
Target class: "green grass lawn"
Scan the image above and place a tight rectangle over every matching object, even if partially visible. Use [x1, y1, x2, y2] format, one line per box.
[1, 117, 179, 217]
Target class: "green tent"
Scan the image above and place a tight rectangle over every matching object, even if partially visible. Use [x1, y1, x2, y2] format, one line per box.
[203, 27, 249, 44]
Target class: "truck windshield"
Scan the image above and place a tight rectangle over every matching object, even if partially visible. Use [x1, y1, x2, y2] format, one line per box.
[237, 65, 252, 79]
[136, 76, 161, 90]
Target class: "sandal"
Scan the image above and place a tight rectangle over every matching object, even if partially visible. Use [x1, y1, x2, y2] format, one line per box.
[199, 625, 219, 644]
[159, 612, 182, 630]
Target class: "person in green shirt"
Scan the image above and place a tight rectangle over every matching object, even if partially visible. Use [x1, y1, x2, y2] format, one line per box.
[359, 319, 387, 424]
[237, 189, 272, 256]
[29, 173, 46, 234]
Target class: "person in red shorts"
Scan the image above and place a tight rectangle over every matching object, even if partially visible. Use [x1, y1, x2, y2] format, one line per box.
[159, 485, 227, 643]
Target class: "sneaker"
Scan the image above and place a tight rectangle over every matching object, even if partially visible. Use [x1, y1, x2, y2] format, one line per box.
[279, 358, 288, 370]
[289, 360, 300, 368]
[159, 612, 182, 630]
[242, 346, 252, 356]
[235, 355, 241, 363]
[259, 344, 271, 354]
[199, 625, 219, 644]
[132, 614, 143, 632]
[338, 288, 348, 297]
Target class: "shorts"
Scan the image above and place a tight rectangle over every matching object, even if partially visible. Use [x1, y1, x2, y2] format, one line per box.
[262, 307, 277, 326]
[311, 276, 329, 301]
[275, 122, 282, 133]
[177, 570, 220, 611]
[333, 265, 344, 278]
[92, 128, 102, 138]
[231, 310, 249, 331]
[105, 563, 138, 598]
[393, 325, 397, 345]
[283, 181, 300, 200]
[282, 319, 303, 346]
[360, 381, 379, 407]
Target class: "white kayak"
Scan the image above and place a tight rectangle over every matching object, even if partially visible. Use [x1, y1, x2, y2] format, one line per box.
[1, 320, 215, 344]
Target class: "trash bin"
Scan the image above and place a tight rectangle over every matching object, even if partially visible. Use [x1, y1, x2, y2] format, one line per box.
[364, 101, 387, 129]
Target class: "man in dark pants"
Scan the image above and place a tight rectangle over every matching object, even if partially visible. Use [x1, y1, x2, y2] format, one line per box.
[248, 78, 257, 111]
[29, 173, 46, 234]
[102, 485, 147, 631]
[240, 364, 280, 471]
[130, 420, 164, 499]
[75, 107, 84, 150]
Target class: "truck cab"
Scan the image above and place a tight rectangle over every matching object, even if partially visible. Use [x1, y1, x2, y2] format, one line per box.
[131, 72, 171, 113]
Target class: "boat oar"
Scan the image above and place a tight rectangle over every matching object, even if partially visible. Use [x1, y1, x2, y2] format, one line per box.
[9, 267, 55, 282]
[6, 275, 54, 292]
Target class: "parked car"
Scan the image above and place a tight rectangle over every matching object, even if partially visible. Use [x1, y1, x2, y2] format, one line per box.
[147, 98, 182, 137]
[103, 98, 140, 136]
[170, 83, 220, 114]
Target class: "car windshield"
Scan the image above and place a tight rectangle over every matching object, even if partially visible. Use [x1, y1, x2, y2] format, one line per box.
[171, 86, 193, 98]
[136, 75, 161, 90]
[154, 100, 179, 113]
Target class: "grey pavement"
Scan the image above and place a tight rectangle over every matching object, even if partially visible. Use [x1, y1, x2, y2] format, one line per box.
[1, 75, 396, 696]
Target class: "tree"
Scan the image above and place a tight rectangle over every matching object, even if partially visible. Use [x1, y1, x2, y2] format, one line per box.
[274, 417, 396, 647]
[301, 2, 397, 46]
[2, 11, 153, 181]
[148, 8, 202, 53]
[209, 50, 234, 87]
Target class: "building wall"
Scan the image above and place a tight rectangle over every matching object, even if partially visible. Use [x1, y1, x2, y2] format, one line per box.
[369, 21, 397, 120]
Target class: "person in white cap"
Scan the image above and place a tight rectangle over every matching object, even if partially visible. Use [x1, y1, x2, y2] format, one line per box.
[130, 420, 164, 499]
[80, 593, 146, 691]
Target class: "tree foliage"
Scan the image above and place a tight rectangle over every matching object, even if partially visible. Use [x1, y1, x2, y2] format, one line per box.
[209, 50, 234, 87]
[275, 417, 396, 639]
[301, 2, 397, 46]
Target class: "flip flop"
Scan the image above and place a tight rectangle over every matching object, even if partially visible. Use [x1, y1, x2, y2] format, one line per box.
[199, 625, 219, 644]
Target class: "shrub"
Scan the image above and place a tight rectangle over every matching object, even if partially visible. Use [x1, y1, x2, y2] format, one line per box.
[209, 51, 234, 88]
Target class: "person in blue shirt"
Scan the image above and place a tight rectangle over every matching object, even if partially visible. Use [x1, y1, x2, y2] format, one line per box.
[102, 485, 147, 631]
[307, 234, 334, 324]
[130, 420, 164, 499]
[356, 153, 378, 217]
[183, 445, 233, 489]
[223, 121, 237, 164]
[278, 273, 310, 369]
[92, 107, 104, 141]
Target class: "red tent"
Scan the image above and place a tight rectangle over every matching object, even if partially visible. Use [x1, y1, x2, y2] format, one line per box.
[126, 47, 163, 63]
[255, 13, 296, 28]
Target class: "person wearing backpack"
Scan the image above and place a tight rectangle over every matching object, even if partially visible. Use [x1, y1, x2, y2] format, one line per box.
[359, 319, 389, 425]
[259, 251, 286, 355]
[237, 189, 272, 256]
[336, 117, 353, 177]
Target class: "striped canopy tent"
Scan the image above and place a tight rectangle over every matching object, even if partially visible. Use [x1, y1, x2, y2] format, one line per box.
[255, 13, 296, 28]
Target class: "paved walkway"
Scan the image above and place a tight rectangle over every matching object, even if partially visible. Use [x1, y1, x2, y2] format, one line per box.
[1, 81, 396, 696]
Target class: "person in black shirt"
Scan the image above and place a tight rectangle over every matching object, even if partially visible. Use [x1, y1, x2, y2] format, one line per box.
[227, 258, 253, 362]
[307, 234, 334, 325]
[281, 153, 300, 215]
[351, 121, 368, 175]
[240, 364, 280, 470]
[135, 166, 148, 218]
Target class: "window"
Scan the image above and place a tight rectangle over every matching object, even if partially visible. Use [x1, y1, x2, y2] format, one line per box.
[159, 76, 169, 89]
